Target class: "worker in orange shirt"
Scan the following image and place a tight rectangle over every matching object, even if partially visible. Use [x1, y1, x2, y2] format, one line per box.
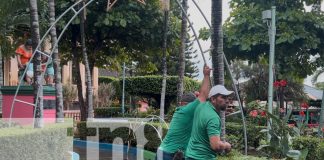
[16, 39, 33, 84]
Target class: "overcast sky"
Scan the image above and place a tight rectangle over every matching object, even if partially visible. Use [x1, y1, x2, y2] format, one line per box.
[187, 0, 322, 86]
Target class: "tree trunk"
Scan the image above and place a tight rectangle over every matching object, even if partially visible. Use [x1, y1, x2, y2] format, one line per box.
[29, 0, 43, 128]
[71, 24, 86, 121]
[319, 90, 324, 137]
[80, 0, 93, 119]
[0, 47, 3, 113]
[48, 0, 64, 123]
[176, 0, 188, 105]
[160, 9, 169, 119]
[211, 0, 225, 140]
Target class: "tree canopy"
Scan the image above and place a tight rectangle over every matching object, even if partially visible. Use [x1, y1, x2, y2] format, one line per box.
[54, 0, 198, 76]
[223, 0, 324, 79]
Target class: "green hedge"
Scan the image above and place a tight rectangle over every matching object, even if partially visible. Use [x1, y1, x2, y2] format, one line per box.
[99, 76, 199, 98]
[226, 122, 267, 149]
[94, 106, 159, 118]
[99, 76, 118, 84]
[123, 76, 199, 96]
[0, 122, 73, 160]
[76, 121, 168, 152]
[292, 136, 324, 160]
[98, 76, 200, 112]
[94, 107, 123, 118]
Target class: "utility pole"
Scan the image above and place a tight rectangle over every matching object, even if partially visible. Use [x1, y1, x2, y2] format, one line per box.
[262, 6, 276, 142]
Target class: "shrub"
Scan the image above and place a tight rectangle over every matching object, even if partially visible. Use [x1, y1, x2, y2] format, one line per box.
[218, 149, 267, 160]
[124, 76, 199, 97]
[95, 83, 116, 108]
[0, 120, 20, 128]
[317, 141, 324, 159]
[226, 122, 267, 149]
[62, 83, 77, 110]
[99, 76, 118, 84]
[76, 121, 168, 152]
[94, 107, 122, 118]
[292, 136, 324, 160]
[0, 122, 72, 160]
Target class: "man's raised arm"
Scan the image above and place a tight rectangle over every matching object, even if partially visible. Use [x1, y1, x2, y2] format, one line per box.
[197, 65, 211, 102]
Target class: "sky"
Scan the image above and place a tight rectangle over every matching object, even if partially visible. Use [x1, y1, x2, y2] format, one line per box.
[188, 0, 323, 86]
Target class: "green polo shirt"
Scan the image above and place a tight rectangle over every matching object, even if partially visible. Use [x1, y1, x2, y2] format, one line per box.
[186, 101, 221, 160]
[159, 99, 200, 153]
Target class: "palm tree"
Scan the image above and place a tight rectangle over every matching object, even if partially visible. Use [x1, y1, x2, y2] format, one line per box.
[160, 0, 170, 120]
[312, 68, 324, 137]
[211, 0, 226, 140]
[29, 0, 43, 128]
[176, 0, 188, 104]
[48, 0, 64, 123]
[80, 0, 93, 119]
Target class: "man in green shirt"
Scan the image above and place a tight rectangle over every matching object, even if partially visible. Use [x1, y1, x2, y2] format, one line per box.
[157, 65, 211, 160]
[186, 85, 233, 160]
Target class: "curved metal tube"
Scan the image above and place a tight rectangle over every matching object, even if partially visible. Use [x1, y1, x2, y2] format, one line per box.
[185, 0, 248, 155]
[174, 0, 206, 64]
[10, 0, 85, 126]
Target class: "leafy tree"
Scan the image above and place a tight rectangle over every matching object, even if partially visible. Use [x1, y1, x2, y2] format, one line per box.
[229, 58, 306, 103]
[223, 0, 324, 79]
[0, 1, 30, 58]
[56, 0, 165, 71]
[54, 0, 195, 77]
[184, 37, 199, 78]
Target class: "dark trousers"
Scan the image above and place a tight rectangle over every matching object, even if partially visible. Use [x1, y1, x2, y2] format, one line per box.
[155, 149, 184, 160]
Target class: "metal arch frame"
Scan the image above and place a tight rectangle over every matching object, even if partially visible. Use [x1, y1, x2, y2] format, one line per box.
[9, 0, 96, 126]
[176, 0, 248, 155]
[8, 0, 248, 154]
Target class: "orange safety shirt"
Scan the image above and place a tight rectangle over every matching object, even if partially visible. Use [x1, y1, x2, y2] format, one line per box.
[15, 45, 32, 65]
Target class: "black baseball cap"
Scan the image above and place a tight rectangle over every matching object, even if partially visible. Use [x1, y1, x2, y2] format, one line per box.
[180, 92, 196, 103]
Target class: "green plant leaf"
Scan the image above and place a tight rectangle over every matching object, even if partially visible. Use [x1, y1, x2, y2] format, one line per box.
[120, 19, 127, 27]
[259, 129, 269, 133]
[286, 150, 301, 159]
[256, 144, 269, 151]
[284, 107, 293, 123]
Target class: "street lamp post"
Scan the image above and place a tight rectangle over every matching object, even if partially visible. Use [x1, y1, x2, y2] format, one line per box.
[262, 6, 276, 142]
[122, 62, 126, 117]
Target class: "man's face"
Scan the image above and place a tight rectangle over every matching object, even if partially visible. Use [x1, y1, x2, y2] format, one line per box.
[26, 45, 32, 51]
[211, 94, 230, 111]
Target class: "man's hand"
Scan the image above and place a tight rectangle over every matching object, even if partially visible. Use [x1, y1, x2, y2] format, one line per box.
[223, 142, 231, 153]
[203, 65, 212, 77]
[198, 65, 212, 102]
